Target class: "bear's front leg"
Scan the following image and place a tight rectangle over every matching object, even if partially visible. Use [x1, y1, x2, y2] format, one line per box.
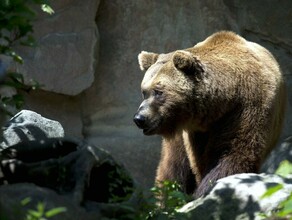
[195, 154, 260, 198]
[155, 134, 196, 195]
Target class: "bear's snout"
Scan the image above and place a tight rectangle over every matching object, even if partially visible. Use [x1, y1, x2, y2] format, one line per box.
[133, 113, 147, 129]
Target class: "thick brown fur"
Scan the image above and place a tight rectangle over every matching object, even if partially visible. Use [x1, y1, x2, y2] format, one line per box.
[134, 31, 286, 197]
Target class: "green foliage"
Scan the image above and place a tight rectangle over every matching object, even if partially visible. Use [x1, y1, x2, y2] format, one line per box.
[0, 0, 53, 115]
[21, 197, 66, 220]
[108, 180, 191, 219]
[139, 181, 191, 219]
[0, 72, 41, 115]
[260, 160, 292, 219]
[261, 184, 283, 199]
[275, 160, 292, 177]
[107, 165, 134, 203]
[0, 0, 53, 59]
[41, 4, 54, 15]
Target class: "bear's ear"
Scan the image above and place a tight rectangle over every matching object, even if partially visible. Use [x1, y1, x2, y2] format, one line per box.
[172, 50, 204, 75]
[138, 51, 159, 71]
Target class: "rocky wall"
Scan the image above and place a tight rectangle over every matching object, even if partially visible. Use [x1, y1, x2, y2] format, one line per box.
[11, 0, 292, 188]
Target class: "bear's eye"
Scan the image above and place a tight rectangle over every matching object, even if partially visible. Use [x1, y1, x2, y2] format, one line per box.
[154, 89, 163, 98]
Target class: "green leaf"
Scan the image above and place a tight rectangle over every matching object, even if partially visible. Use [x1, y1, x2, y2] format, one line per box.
[8, 72, 25, 83]
[10, 51, 23, 64]
[27, 209, 42, 218]
[21, 197, 31, 206]
[3, 50, 23, 64]
[41, 4, 54, 14]
[261, 184, 283, 199]
[3, 73, 26, 89]
[45, 207, 67, 217]
[275, 160, 292, 177]
[36, 202, 45, 213]
[277, 197, 292, 217]
[12, 94, 24, 109]
[29, 79, 43, 90]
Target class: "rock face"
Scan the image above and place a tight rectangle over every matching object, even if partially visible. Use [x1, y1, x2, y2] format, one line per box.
[179, 173, 292, 220]
[7, 0, 292, 189]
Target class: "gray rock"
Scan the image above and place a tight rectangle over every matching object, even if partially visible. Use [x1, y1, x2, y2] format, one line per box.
[15, 0, 100, 95]
[0, 110, 64, 149]
[179, 173, 292, 220]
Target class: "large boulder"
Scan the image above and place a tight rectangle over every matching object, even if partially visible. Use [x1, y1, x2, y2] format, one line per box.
[179, 173, 292, 220]
[0, 110, 64, 150]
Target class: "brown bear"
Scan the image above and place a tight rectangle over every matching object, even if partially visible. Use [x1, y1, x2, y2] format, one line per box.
[133, 31, 286, 197]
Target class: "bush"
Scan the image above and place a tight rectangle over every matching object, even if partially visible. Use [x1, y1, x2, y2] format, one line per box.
[0, 0, 53, 115]
[138, 181, 191, 219]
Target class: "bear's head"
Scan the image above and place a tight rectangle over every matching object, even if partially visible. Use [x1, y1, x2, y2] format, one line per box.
[133, 50, 206, 136]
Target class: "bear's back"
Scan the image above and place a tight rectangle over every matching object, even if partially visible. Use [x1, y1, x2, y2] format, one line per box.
[191, 31, 286, 158]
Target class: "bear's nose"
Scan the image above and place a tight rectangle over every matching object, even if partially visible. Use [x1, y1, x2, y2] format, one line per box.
[133, 113, 146, 128]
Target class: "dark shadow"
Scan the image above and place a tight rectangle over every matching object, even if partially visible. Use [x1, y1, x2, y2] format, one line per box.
[0, 135, 135, 207]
